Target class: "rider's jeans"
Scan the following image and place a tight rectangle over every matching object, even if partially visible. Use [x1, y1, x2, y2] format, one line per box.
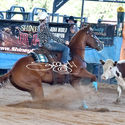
[44, 40, 70, 64]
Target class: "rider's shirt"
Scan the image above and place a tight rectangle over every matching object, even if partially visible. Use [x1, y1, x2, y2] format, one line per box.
[37, 22, 64, 46]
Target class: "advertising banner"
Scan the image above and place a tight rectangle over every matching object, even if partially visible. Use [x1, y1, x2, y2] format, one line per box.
[0, 20, 69, 54]
[0, 19, 116, 55]
[91, 23, 116, 46]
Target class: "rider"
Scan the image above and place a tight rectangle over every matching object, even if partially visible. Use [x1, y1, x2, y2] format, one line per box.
[37, 11, 70, 72]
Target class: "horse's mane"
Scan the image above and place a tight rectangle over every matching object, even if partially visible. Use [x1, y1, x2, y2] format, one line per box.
[69, 27, 87, 48]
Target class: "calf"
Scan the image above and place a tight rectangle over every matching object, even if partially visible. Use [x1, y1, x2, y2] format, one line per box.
[100, 59, 125, 103]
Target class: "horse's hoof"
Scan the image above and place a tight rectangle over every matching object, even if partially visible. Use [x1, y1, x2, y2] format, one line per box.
[0, 83, 3, 88]
[91, 76, 96, 82]
[113, 99, 120, 104]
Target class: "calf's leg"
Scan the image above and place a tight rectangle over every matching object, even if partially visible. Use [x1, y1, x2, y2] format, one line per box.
[116, 85, 122, 103]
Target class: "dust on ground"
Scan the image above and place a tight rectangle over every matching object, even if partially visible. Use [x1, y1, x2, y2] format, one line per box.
[0, 82, 125, 125]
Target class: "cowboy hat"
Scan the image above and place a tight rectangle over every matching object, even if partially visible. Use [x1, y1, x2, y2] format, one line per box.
[38, 11, 48, 20]
[66, 16, 77, 23]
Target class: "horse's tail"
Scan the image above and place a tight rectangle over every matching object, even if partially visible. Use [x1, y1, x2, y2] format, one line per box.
[0, 71, 11, 85]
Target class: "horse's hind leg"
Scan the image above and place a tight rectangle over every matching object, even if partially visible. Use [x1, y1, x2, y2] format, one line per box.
[30, 81, 44, 100]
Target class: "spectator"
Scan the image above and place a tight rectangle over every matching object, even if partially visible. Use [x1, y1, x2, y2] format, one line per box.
[64, 16, 79, 45]
[15, 27, 20, 38]
[28, 31, 33, 47]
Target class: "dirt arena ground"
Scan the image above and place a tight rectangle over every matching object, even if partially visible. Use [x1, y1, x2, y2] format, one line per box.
[0, 81, 125, 125]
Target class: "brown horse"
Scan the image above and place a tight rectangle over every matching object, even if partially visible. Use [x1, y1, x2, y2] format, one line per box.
[0, 25, 103, 100]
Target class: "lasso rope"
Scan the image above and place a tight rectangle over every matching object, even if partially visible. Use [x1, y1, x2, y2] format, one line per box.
[26, 61, 77, 74]
[26, 62, 52, 71]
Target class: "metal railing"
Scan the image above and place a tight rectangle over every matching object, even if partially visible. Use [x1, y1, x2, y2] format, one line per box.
[0, 5, 84, 25]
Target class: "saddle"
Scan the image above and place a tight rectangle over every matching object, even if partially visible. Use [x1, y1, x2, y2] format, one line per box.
[30, 46, 61, 63]
[29, 47, 70, 84]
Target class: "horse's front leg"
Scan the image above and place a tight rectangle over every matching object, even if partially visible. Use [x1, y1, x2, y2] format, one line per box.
[72, 68, 96, 82]
[70, 77, 81, 89]
[115, 85, 122, 104]
[70, 77, 84, 99]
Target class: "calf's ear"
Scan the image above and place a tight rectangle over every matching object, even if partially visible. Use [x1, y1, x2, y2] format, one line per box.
[114, 61, 117, 66]
[100, 60, 105, 65]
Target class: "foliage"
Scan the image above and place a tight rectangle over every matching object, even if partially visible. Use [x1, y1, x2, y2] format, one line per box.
[0, 0, 125, 23]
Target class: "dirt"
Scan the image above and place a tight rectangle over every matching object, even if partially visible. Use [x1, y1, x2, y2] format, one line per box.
[0, 82, 125, 125]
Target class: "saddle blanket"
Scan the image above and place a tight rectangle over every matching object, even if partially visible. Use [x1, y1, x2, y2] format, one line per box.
[29, 52, 48, 63]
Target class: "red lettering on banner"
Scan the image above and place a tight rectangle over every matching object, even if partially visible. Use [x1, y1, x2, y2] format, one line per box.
[32, 34, 39, 46]
[19, 33, 29, 46]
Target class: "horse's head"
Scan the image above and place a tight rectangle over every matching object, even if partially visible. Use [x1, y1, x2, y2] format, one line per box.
[84, 25, 104, 51]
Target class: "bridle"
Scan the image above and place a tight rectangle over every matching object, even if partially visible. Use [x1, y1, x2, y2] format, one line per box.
[86, 28, 103, 49]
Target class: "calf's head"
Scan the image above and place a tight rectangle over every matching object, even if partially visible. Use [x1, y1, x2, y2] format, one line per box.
[100, 59, 117, 80]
